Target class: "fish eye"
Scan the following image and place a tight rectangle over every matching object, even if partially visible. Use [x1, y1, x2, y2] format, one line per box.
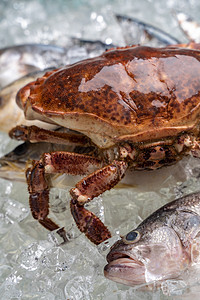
[123, 230, 140, 244]
[13, 142, 28, 156]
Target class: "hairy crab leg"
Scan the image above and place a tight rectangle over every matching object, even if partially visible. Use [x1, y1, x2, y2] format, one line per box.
[27, 151, 103, 241]
[70, 160, 128, 244]
[26, 161, 63, 237]
[9, 125, 90, 146]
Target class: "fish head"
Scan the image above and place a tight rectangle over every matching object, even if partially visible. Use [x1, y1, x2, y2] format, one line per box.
[104, 220, 189, 287]
[0, 142, 32, 181]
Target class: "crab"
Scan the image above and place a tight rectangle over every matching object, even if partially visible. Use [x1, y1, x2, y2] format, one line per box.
[8, 43, 200, 245]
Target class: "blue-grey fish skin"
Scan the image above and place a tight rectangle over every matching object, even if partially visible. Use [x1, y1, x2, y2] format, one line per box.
[0, 44, 68, 88]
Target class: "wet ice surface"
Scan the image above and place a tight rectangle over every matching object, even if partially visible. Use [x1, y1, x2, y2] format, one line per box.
[1, 0, 200, 299]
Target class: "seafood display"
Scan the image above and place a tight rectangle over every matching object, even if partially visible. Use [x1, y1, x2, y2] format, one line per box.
[105, 191, 200, 287]
[2, 1, 200, 298]
[8, 43, 200, 246]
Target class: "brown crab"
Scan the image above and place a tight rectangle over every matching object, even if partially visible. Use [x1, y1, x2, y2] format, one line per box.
[9, 43, 200, 245]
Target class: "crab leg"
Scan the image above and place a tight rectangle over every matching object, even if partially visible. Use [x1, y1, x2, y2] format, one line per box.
[26, 161, 64, 238]
[9, 125, 90, 146]
[27, 151, 103, 241]
[70, 160, 128, 244]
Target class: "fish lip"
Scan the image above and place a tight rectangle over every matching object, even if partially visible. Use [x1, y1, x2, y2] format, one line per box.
[104, 251, 146, 286]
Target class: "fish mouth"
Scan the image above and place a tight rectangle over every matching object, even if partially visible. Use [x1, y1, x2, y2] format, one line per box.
[104, 250, 146, 286]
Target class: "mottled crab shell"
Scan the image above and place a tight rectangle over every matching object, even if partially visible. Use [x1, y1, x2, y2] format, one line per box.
[17, 45, 200, 149]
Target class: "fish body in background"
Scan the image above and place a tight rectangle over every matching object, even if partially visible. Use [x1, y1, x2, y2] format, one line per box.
[105, 192, 200, 287]
[0, 43, 69, 88]
[115, 14, 180, 47]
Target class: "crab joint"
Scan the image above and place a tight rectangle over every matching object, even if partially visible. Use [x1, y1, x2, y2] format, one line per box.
[70, 187, 89, 205]
[183, 135, 194, 147]
[119, 144, 137, 160]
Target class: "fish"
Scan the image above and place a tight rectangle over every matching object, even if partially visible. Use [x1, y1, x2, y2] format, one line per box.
[0, 43, 68, 88]
[0, 140, 96, 183]
[115, 14, 180, 47]
[0, 68, 59, 133]
[0, 141, 71, 182]
[173, 11, 200, 43]
[0, 142, 42, 182]
[104, 191, 200, 287]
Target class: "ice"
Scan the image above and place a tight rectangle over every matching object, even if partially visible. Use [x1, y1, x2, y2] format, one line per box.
[0, 0, 196, 49]
[1, 0, 200, 299]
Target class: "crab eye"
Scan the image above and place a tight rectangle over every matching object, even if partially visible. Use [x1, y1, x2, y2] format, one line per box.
[123, 230, 140, 244]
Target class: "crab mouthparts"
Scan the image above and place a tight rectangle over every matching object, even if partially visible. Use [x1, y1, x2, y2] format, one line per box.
[104, 251, 146, 286]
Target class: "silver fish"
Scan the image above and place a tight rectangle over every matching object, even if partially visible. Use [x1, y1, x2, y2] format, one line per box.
[116, 14, 180, 47]
[105, 192, 200, 287]
[174, 11, 200, 43]
[0, 43, 68, 88]
[0, 68, 59, 133]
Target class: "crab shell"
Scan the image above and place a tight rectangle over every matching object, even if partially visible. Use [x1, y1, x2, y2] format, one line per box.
[17, 45, 200, 149]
